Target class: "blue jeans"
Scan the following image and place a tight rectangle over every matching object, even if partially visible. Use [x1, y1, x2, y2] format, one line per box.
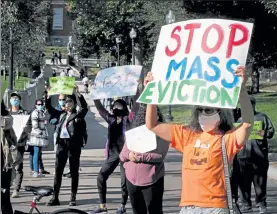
[31, 147, 41, 172]
[29, 146, 44, 171]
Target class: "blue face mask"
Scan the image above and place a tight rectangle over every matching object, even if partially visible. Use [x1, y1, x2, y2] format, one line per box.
[58, 100, 65, 107]
[36, 105, 44, 111]
[10, 98, 20, 107]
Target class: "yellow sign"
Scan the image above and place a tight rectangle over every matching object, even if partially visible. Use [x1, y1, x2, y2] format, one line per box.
[234, 121, 263, 140]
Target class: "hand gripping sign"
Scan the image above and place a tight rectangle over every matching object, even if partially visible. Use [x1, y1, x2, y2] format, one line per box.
[138, 19, 253, 108]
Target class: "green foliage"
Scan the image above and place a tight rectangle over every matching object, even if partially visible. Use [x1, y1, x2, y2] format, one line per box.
[1, 0, 51, 69]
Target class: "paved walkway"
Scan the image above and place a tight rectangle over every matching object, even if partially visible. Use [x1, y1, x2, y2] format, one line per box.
[11, 65, 277, 214]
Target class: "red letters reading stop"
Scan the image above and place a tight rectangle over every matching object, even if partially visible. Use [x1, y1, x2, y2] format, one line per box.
[165, 22, 249, 58]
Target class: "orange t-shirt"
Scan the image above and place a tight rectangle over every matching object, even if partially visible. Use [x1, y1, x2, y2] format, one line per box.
[171, 125, 243, 208]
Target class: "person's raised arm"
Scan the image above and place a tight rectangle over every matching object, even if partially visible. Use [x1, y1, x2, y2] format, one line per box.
[75, 85, 88, 118]
[235, 66, 254, 146]
[145, 72, 172, 142]
[94, 99, 111, 123]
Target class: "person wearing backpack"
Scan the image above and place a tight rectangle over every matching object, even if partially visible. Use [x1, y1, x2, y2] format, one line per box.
[1, 100, 22, 214]
[46, 85, 88, 206]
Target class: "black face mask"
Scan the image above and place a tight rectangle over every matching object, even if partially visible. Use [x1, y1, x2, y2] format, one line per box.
[113, 108, 124, 116]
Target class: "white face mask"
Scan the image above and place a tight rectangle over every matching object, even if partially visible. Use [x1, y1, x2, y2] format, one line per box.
[199, 113, 220, 132]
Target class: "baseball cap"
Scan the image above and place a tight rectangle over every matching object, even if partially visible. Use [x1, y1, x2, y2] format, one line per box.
[10, 91, 21, 100]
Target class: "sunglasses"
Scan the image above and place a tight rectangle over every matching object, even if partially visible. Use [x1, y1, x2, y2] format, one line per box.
[59, 99, 65, 101]
[197, 108, 218, 115]
[65, 100, 74, 103]
[36, 104, 43, 106]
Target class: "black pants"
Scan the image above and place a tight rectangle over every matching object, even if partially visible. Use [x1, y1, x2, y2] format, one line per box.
[14, 147, 25, 192]
[1, 169, 13, 214]
[53, 140, 81, 199]
[97, 155, 128, 205]
[127, 177, 164, 214]
[234, 157, 269, 207]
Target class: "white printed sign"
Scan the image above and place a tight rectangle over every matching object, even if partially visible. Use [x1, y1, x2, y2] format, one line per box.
[89, 65, 142, 100]
[138, 19, 253, 109]
[12, 115, 30, 141]
[126, 125, 157, 153]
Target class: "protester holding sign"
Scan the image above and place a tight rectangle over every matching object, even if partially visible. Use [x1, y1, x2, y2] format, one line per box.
[120, 104, 169, 214]
[91, 85, 141, 214]
[46, 86, 88, 207]
[143, 67, 254, 213]
[232, 96, 275, 214]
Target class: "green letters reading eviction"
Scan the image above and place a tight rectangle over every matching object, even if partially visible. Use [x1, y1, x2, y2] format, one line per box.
[137, 79, 240, 108]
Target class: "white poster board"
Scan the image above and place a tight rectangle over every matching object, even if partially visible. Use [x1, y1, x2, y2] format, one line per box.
[137, 19, 253, 109]
[12, 115, 30, 141]
[126, 125, 157, 153]
[89, 65, 142, 100]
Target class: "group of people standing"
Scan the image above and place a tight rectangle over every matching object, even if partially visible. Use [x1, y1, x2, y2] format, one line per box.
[51, 51, 63, 65]
[1, 66, 275, 214]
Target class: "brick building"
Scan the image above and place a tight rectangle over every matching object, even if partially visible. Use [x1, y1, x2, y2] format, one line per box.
[49, 0, 73, 46]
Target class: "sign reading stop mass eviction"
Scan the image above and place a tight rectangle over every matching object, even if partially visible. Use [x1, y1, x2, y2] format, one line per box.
[137, 19, 253, 108]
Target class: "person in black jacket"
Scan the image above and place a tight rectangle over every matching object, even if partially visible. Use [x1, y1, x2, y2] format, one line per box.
[46, 85, 88, 206]
[233, 96, 275, 214]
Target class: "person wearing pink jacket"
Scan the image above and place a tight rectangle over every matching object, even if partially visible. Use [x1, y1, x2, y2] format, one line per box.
[120, 104, 169, 214]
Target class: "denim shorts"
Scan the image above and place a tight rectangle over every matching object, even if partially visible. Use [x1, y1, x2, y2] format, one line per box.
[180, 206, 229, 214]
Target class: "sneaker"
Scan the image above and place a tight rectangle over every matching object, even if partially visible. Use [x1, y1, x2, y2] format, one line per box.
[69, 194, 76, 206]
[91, 206, 108, 213]
[259, 206, 267, 214]
[116, 206, 126, 214]
[241, 205, 253, 213]
[63, 172, 71, 178]
[32, 172, 45, 178]
[12, 190, 19, 198]
[40, 169, 50, 175]
[46, 198, 60, 206]
[30, 171, 34, 175]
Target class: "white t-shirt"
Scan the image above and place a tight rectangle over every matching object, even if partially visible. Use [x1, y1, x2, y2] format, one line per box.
[68, 70, 74, 77]
[60, 114, 70, 139]
[82, 77, 89, 84]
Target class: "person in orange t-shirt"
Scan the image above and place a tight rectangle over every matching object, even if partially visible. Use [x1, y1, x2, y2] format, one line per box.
[144, 66, 254, 214]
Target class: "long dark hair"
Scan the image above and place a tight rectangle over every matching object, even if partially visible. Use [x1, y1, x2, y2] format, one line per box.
[189, 106, 234, 134]
[112, 99, 129, 117]
[1, 100, 9, 116]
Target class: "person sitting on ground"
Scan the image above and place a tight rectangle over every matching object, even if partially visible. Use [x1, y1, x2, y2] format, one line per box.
[143, 67, 254, 214]
[46, 86, 88, 206]
[120, 104, 169, 214]
[91, 82, 141, 214]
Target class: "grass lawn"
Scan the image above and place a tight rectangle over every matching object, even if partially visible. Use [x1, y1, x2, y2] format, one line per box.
[158, 92, 277, 153]
[0, 76, 30, 98]
[44, 46, 68, 58]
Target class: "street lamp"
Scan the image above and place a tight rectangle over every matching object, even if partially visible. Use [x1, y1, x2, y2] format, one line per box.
[165, 10, 175, 122]
[115, 36, 122, 66]
[129, 28, 137, 65]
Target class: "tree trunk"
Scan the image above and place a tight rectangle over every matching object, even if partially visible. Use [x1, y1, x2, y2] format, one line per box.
[251, 63, 260, 94]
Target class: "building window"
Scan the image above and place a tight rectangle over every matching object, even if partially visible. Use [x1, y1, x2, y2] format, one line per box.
[53, 8, 63, 30]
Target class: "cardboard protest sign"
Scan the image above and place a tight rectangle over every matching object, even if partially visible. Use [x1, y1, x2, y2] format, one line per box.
[138, 19, 253, 108]
[126, 125, 157, 153]
[48, 77, 75, 95]
[12, 115, 30, 141]
[234, 121, 263, 140]
[89, 65, 142, 100]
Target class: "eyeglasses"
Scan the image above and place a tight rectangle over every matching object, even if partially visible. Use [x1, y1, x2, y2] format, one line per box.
[36, 104, 43, 106]
[59, 99, 65, 101]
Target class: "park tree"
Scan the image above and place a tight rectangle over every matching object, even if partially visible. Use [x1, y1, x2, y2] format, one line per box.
[1, 0, 51, 72]
[181, 0, 277, 93]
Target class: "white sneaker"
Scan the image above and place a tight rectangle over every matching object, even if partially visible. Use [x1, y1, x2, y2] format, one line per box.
[32, 172, 45, 178]
[12, 190, 19, 198]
